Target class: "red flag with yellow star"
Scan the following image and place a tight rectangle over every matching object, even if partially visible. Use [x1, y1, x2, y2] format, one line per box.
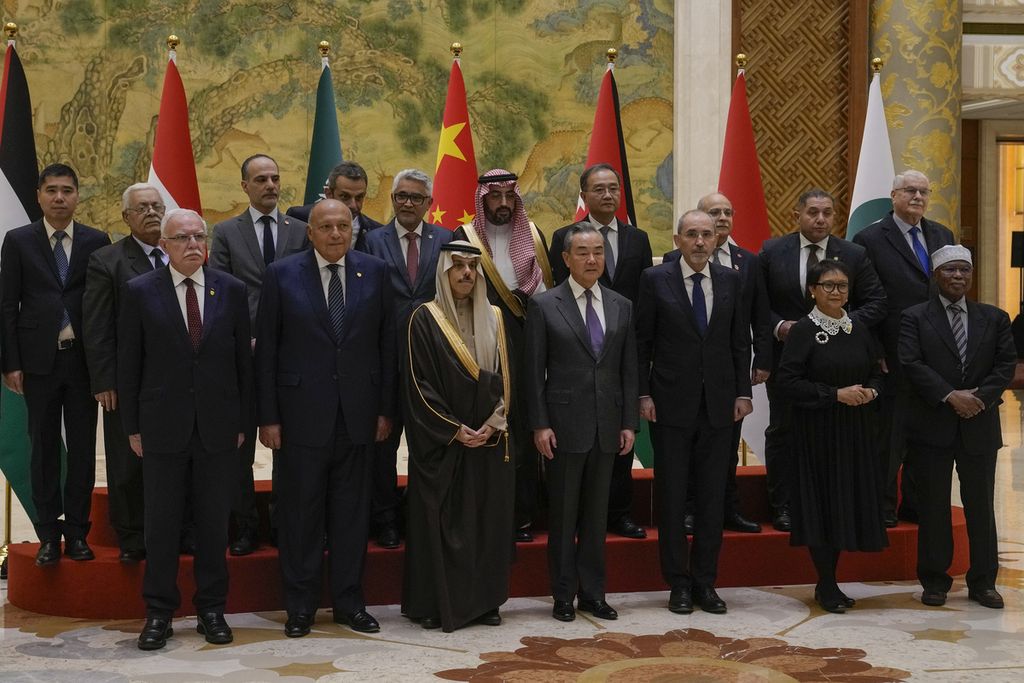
[428, 55, 478, 230]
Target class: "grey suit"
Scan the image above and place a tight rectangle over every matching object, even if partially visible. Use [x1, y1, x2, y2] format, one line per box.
[524, 280, 639, 602]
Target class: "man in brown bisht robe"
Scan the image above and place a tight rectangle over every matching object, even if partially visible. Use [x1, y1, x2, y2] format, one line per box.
[402, 240, 514, 632]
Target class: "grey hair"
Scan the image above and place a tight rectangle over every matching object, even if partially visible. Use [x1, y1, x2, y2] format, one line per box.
[676, 209, 714, 234]
[892, 169, 928, 190]
[391, 168, 432, 196]
[160, 208, 207, 237]
[121, 183, 161, 212]
[562, 222, 601, 252]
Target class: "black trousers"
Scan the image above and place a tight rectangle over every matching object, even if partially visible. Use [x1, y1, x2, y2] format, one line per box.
[763, 378, 791, 514]
[278, 413, 372, 616]
[23, 346, 97, 542]
[546, 442, 615, 602]
[142, 431, 235, 618]
[909, 433, 999, 594]
[686, 419, 744, 519]
[607, 447, 635, 525]
[877, 373, 918, 518]
[101, 406, 144, 552]
[371, 414, 403, 528]
[653, 409, 731, 590]
[230, 401, 260, 539]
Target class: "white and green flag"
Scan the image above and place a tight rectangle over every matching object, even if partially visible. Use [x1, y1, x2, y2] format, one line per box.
[847, 70, 895, 240]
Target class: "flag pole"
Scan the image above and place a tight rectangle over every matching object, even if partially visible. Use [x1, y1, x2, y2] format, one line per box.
[0, 20, 17, 581]
[4, 20, 17, 46]
[737, 51, 747, 468]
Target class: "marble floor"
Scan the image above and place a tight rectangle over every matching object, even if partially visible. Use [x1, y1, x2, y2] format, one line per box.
[2, 394, 1023, 681]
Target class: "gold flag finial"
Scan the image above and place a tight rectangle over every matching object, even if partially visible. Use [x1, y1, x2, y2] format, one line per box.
[4, 22, 18, 40]
[318, 40, 330, 57]
[167, 34, 179, 51]
[736, 53, 748, 69]
[450, 42, 462, 57]
[606, 47, 618, 63]
[871, 57, 883, 74]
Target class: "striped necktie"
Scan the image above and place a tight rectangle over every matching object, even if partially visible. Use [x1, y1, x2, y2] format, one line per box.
[948, 303, 966, 375]
[327, 263, 346, 343]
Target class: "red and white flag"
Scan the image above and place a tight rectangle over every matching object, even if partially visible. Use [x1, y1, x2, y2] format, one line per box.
[427, 54, 478, 230]
[148, 44, 201, 214]
[718, 68, 770, 251]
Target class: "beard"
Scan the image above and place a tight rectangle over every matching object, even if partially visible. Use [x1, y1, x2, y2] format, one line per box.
[485, 206, 513, 225]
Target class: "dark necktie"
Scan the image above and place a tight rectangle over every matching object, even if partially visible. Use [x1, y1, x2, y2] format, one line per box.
[909, 226, 930, 275]
[150, 247, 164, 269]
[260, 215, 275, 266]
[948, 303, 966, 375]
[184, 278, 202, 351]
[600, 225, 616, 279]
[53, 231, 71, 330]
[805, 244, 820, 302]
[327, 263, 346, 343]
[584, 289, 604, 355]
[691, 272, 708, 336]
[405, 232, 419, 284]
[712, 247, 722, 265]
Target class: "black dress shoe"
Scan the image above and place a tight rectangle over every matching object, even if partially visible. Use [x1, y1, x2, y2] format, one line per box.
[376, 526, 400, 549]
[179, 539, 196, 555]
[35, 540, 61, 566]
[772, 509, 792, 532]
[475, 608, 501, 626]
[196, 612, 233, 644]
[229, 535, 257, 556]
[284, 613, 314, 638]
[683, 514, 695, 535]
[921, 589, 947, 607]
[968, 588, 1004, 609]
[119, 548, 146, 563]
[552, 600, 575, 622]
[515, 527, 533, 543]
[64, 538, 95, 561]
[334, 609, 380, 633]
[668, 587, 693, 614]
[577, 598, 618, 620]
[724, 512, 762, 533]
[814, 588, 847, 614]
[692, 585, 727, 614]
[883, 513, 898, 528]
[420, 615, 442, 630]
[609, 517, 647, 539]
[138, 617, 173, 651]
[897, 506, 918, 523]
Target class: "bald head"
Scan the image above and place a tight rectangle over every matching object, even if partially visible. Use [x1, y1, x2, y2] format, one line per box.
[696, 192, 734, 247]
[308, 199, 353, 263]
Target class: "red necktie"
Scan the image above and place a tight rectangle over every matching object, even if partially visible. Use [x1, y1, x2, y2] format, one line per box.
[405, 232, 419, 284]
[185, 278, 202, 351]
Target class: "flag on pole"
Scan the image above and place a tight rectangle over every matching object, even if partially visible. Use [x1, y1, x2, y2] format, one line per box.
[847, 66, 895, 240]
[302, 42, 343, 205]
[148, 37, 201, 214]
[718, 64, 770, 251]
[575, 51, 636, 225]
[427, 44, 478, 231]
[0, 31, 42, 521]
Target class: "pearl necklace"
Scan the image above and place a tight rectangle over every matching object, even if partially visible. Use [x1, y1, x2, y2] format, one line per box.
[809, 307, 852, 344]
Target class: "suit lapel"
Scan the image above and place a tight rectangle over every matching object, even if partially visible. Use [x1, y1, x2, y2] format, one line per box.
[157, 268, 193, 352]
[338, 253, 364, 343]
[554, 281, 597, 360]
[299, 251, 334, 340]
[32, 222, 62, 284]
[276, 215, 302, 258]
[237, 212, 263, 272]
[729, 243, 745, 273]
[199, 267, 223, 348]
[707, 265, 731, 333]
[415, 224, 438, 291]
[66, 223, 92, 282]
[124, 236, 154, 276]
[597, 284, 618, 362]
[664, 260, 701, 337]
[612, 222, 630, 285]
[383, 222, 411, 289]
[964, 301, 988, 369]
[925, 297, 960, 360]
[784, 233, 803, 295]
[882, 220, 926, 276]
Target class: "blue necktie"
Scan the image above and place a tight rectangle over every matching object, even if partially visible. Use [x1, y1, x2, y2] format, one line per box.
[327, 263, 345, 343]
[691, 272, 708, 336]
[150, 247, 164, 269]
[53, 231, 71, 330]
[909, 226, 930, 275]
[584, 289, 604, 356]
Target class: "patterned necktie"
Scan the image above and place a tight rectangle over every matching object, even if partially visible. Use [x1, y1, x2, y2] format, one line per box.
[53, 231, 71, 330]
[909, 226, 930, 275]
[150, 247, 164, 269]
[600, 225, 616, 279]
[948, 303, 967, 375]
[327, 263, 346, 343]
[691, 272, 709, 336]
[584, 289, 604, 356]
[804, 244, 820, 302]
[184, 278, 202, 351]
[260, 215, 275, 266]
[405, 232, 419, 284]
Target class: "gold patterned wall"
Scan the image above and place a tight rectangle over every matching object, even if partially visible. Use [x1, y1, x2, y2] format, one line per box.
[738, 0, 854, 236]
[4, 1, 675, 250]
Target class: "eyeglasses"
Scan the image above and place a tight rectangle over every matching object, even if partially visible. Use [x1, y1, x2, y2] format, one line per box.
[313, 224, 350, 234]
[897, 187, 930, 197]
[813, 281, 849, 293]
[163, 233, 207, 245]
[393, 193, 428, 206]
[125, 203, 166, 215]
[586, 185, 620, 196]
[707, 208, 734, 217]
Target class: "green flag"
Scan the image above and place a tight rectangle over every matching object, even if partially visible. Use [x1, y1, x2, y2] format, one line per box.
[302, 60, 343, 204]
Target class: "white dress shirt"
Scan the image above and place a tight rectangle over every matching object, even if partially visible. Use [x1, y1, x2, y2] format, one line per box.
[567, 276, 606, 331]
[314, 250, 347, 304]
[44, 218, 75, 341]
[133, 236, 165, 267]
[169, 266, 205, 330]
[891, 213, 925, 255]
[588, 215, 619, 266]
[938, 293, 968, 340]
[395, 222, 424, 262]
[712, 236, 738, 269]
[798, 233, 830, 293]
[248, 206, 279, 255]
[680, 259, 714, 322]
[485, 221, 518, 288]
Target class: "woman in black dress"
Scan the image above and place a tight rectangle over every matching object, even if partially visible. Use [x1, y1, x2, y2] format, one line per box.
[775, 260, 887, 613]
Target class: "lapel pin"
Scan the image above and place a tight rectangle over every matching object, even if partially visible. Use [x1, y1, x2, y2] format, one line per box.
[357, 272, 363, 278]
[209, 289, 215, 296]
[428, 233, 433, 239]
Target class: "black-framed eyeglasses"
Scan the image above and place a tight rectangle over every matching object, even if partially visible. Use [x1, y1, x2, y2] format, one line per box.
[125, 203, 166, 215]
[393, 192, 428, 206]
[813, 281, 849, 293]
[163, 233, 207, 245]
[707, 208, 734, 217]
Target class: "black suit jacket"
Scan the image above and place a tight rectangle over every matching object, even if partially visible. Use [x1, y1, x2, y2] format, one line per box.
[1, 220, 111, 375]
[548, 216, 653, 304]
[664, 243, 772, 371]
[637, 261, 752, 430]
[759, 232, 886, 368]
[287, 204, 383, 253]
[898, 297, 1015, 454]
[255, 249, 396, 448]
[83, 236, 156, 393]
[524, 280, 639, 454]
[117, 266, 253, 454]
[852, 212, 955, 368]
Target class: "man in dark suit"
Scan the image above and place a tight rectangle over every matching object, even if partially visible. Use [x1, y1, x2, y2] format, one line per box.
[663, 192, 771, 534]
[256, 199, 396, 637]
[364, 168, 452, 548]
[852, 170, 956, 527]
[210, 153, 308, 556]
[118, 209, 252, 650]
[759, 189, 886, 530]
[640, 210, 752, 614]
[83, 182, 166, 562]
[525, 222, 639, 623]
[899, 245, 1015, 610]
[1, 163, 111, 566]
[548, 163, 652, 540]
[286, 161, 384, 252]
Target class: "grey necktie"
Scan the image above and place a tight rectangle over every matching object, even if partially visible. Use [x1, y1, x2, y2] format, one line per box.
[600, 225, 616, 279]
[948, 303, 967, 375]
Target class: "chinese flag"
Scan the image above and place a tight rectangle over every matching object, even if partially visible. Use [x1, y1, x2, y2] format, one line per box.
[575, 63, 636, 225]
[718, 69, 770, 250]
[428, 57, 478, 230]
[148, 46, 202, 214]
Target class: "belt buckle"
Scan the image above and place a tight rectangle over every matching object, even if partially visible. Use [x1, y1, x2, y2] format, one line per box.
[58, 339, 74, 350]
